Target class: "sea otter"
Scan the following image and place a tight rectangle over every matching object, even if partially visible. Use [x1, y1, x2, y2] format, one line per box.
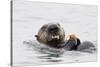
[35, 23, 96, 51]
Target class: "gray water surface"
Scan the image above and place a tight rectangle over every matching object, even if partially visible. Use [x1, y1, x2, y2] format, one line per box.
[13, 1, 98, 66]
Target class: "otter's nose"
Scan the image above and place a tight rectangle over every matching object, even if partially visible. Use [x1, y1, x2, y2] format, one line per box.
[48, 25, 59, 32]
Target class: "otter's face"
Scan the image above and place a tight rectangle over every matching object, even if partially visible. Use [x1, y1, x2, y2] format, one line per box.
[35, 23, 65, 48]
[47, 23, 65, 43]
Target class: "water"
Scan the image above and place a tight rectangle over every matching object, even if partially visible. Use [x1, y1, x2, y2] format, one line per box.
[12, 0, 98, 66]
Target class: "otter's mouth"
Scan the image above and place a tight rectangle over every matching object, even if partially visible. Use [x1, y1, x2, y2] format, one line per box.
[47, 34, 61, 44]
[47, 34, 61, 42]
[47, 35, 65, 49]
[51, 35, 60, 40]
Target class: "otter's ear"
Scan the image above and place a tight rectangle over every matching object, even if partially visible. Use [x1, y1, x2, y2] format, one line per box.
[35, 35, 38, 38]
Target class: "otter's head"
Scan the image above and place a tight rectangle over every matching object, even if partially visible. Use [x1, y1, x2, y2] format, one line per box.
[35, 23, 65, 48]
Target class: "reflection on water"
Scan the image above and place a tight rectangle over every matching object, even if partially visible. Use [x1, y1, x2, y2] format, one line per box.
[37, 54, 62, 62]
[13, 40, 97, 67]
[21, 40, 97, 66]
